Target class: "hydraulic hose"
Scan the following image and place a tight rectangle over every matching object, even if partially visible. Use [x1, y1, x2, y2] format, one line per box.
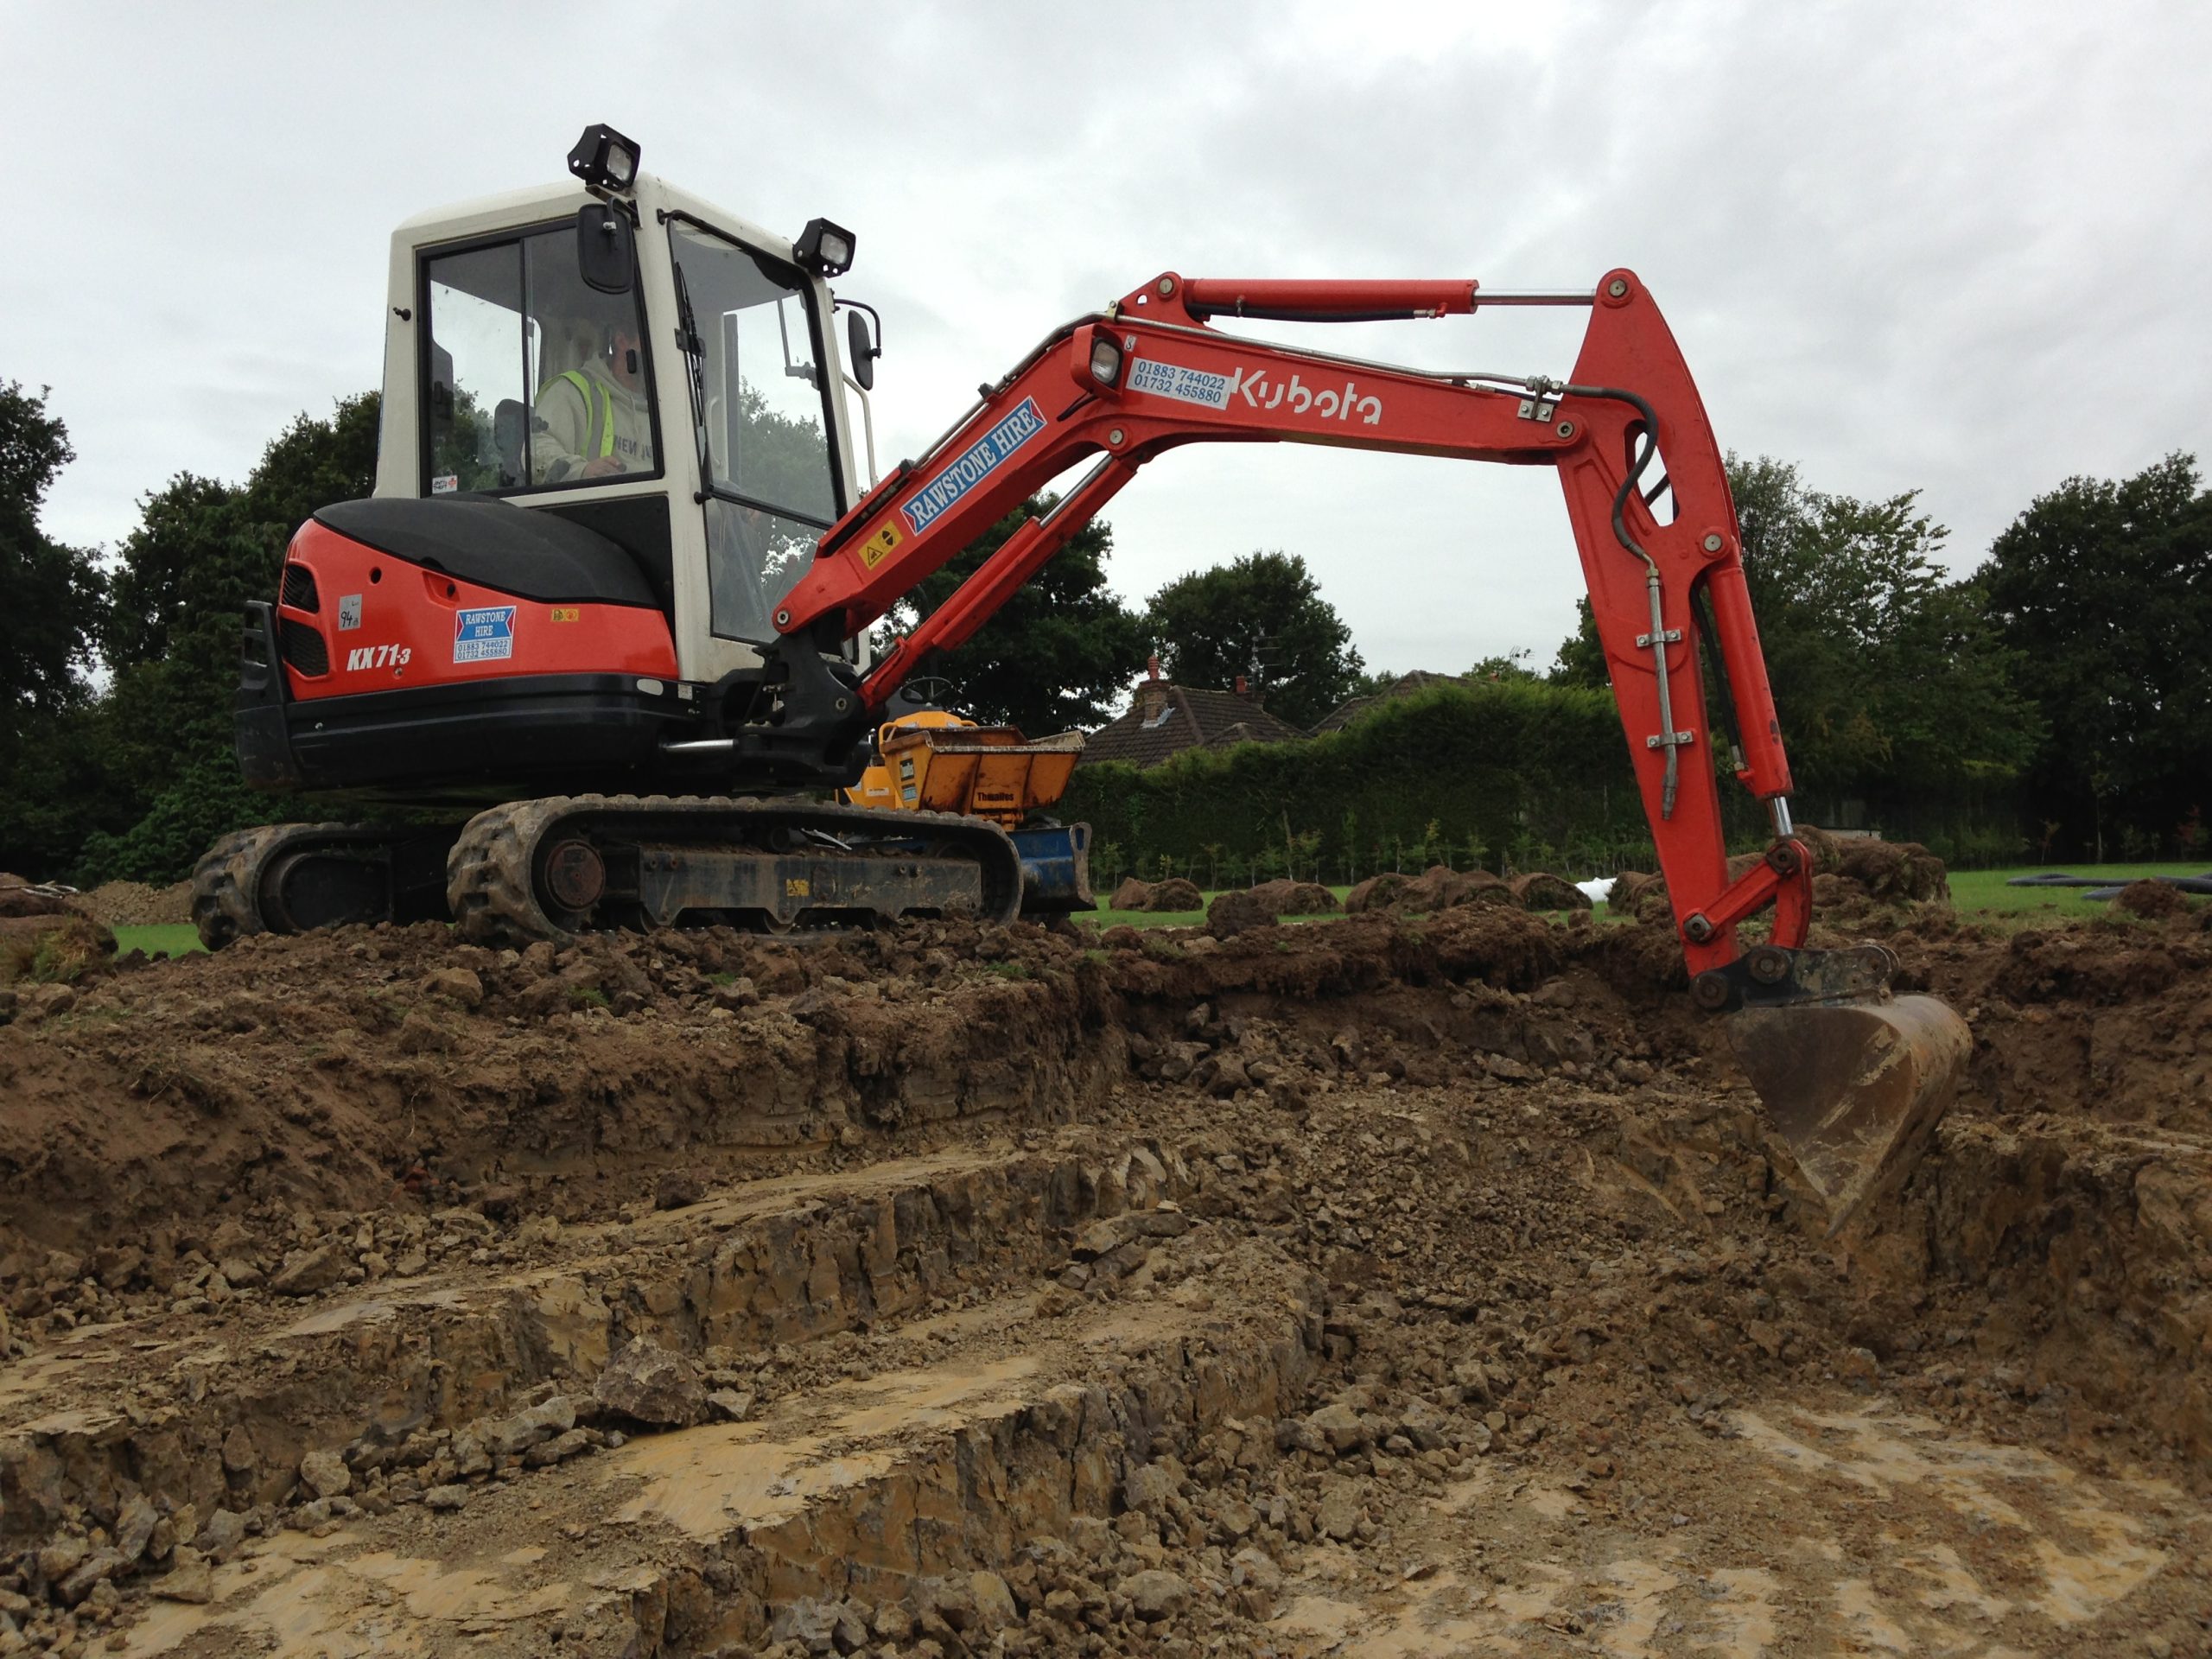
[1558, 383, 1681, 817]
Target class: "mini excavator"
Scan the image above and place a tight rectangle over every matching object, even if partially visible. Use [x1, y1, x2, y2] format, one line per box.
[193, 124, 1970, 1225]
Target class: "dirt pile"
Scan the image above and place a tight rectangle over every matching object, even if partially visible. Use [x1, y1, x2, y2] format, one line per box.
[0, 918, 1123, 1251]
[1347, 864, 1592, 917]
[73, 880, 193, 927]
[1109, 876, 1203, 912]
[0, 903, 2208, 1655]
[2117, 877, 2192, 918]
[1509, 870, 1589, 910]
[1612, 831, 1955, 930]
[1203, 880, 1338, 938]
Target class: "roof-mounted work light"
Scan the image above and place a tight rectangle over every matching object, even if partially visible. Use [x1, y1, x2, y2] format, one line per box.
[568, 124, 643, 195]
[795, 217, 856, 278]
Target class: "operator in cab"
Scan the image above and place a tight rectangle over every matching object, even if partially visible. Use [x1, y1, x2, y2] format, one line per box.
[530, 319, 656, 484]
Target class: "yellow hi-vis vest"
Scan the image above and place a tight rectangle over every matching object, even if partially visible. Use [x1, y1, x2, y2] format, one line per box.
[558, 370, 619, 463]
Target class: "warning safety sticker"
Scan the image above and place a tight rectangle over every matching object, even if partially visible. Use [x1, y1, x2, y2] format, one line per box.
[454, 606, 517, 664]
[860, 521, 904, 569]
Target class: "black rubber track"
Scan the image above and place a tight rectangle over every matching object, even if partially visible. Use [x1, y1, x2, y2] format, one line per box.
[188, 821, 366, 950]
[445, 794, 1027, 948]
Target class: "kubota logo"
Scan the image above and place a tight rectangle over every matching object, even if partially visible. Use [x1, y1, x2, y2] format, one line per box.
[1126, 356, 1387, 426]
[1230, 367, 1383, 426]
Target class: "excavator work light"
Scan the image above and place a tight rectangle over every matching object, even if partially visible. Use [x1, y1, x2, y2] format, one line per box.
[1067, 325, 1125, 396]
[568, 124, 642, 195]
[795, 218, 856, 278]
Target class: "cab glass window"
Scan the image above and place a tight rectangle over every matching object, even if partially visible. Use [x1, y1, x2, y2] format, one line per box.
[668, 221, 840, 639]
[421, 226, 659, 495]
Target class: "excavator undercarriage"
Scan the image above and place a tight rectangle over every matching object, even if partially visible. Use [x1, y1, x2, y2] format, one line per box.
[194, 798, 1029, 949]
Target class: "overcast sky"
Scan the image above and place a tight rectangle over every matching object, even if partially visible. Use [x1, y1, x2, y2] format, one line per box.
[6, 0, 2209, 680]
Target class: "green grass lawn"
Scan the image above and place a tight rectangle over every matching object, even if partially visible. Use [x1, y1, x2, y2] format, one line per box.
[1945, 862, 2209, 919]
[1079, 881, 1596, 929]
[112, 923, 206, 958]
[1079, 863, 2209, 931]
[1080, 886, 1354, 929]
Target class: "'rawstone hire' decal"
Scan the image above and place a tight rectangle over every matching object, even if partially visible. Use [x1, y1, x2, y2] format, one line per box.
[901, 397, 1048, 534]
[454, 606, 517, 664]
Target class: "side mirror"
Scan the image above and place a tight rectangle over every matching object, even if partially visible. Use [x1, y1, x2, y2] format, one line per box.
[846, 307, 879, 392]
[577, 201, 634, 295]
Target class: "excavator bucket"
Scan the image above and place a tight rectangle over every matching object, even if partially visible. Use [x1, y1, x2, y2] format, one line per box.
[1726, 993, 1973, 1233]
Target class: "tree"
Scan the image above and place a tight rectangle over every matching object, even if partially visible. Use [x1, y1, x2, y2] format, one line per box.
[1549, 598, 1607, 689]
[0, 383, 108, 876]
[0, 385, 105, 736]
[1469, 650, 1539, 683]
[881, 494, 1149, 734]
[73, 394, 381, 882]
[1729, 455, 2037, 796]
[1548, 454, 2037, 820]
[1981, 453, 2212, 858]
[1145, 550, 1363, 731]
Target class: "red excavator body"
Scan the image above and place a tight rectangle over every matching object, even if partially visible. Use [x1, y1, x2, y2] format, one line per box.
[200, 134, 1971, 1230]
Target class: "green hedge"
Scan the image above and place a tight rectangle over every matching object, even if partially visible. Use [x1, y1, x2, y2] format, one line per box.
[1065, 678, 2039, 885]
[1064, 680, 1673, 889]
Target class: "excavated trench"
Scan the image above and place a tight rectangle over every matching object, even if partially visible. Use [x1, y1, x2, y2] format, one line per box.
[0, 903, 2206, 1656]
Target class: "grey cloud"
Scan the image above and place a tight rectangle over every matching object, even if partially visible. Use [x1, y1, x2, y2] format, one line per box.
[7, 0, 2207, 681]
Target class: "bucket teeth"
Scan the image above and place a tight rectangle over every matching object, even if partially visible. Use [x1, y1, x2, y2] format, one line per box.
[1726, 993, 1972, 1233]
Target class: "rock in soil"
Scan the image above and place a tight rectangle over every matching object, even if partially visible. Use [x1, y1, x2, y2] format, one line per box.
[594, 1337, 704, 1427]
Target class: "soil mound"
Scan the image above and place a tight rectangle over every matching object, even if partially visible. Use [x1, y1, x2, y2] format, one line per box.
[1344, 873, 1408, 914]
[0, 918, 1119, 1251]
[1836, 836, 1949, 902]
[1510, 872, 1590, 911]
[0, 887, 74, 920]
[1113, 876, 1204, 912]
[75, 880, 192, 927]
[1248, 878, 1338, 916]
[1612, 870, 1676, 924]
[2114, 878, 2189, 918]
[1205, 880, 1341, 938]
[1793, 823, 1848, 874]
[1618, 836, 1949, 929]
[1811, 872, 1871, 908]
[1402, 865, 1513, 912]
[1344, 865, 1519, 915]
[1205, 889, 1276, 939]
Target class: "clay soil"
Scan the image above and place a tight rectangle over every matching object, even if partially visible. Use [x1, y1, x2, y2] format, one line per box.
[0, 897, 2208, 1657]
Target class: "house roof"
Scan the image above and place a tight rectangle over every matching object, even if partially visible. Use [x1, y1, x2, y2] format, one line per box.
[1313, 671, 1468, 734]
[1080, 683, 1307, 768]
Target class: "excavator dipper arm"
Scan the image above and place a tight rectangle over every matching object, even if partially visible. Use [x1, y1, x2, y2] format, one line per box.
[777, 269, 1785, 969]
[759, 267, 1969, 1230]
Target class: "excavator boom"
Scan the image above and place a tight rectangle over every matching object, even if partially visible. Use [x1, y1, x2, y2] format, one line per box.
[747, 268, 1967, 1229]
